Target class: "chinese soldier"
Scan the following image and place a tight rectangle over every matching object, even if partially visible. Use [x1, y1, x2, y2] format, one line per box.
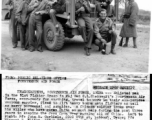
[94, 9, 117, 55]
[16, 0, 38, 50]
[76, 0, 94, 56]
[6, 0, 23, 48]
[96, 0, 115, 20]
[28, 0, 48, 52]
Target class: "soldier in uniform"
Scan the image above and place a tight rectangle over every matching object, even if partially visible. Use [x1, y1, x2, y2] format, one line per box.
[28, 0, 66, 52]
[6, 0, 23, 48]
[15, 0, 38, 50]
[96, 0, 108, 10]
[119, 0, 139, 48]
[96, 0, 115, 19]
[76, 0, 94, 56]
[94, 9, 117, 55]
[28, 0, 48, 52]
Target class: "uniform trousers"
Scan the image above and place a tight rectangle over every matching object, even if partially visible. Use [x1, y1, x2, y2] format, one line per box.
[28, 14, 43, 49]
[94, 31, 117, 47]
[77, 16, 94, 49]
[11, 10, 18, 46]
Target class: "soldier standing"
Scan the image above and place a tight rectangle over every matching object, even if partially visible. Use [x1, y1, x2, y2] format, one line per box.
[28, 0, 48, 52]
[6, 0, 23, 48]
[119, 0, 139, 48]
[15, 0, 37, 50]
[76, 0, 94, 56]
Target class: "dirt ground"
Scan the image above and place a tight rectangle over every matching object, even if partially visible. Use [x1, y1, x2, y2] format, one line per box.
[1, 21, 150, 72]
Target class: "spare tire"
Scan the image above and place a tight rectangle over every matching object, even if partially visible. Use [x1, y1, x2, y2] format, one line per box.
[43, 20, 65, 51]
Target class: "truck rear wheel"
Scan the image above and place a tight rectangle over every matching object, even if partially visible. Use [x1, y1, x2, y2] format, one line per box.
[43, 20, 65, 51]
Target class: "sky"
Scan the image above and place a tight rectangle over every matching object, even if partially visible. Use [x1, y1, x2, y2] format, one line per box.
[111, 0, 152, 11]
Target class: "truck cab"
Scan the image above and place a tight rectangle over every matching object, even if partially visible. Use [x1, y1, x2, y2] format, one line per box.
[2, 0, 10, 20]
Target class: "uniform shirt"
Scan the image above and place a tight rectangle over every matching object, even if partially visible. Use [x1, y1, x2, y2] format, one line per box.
[52, 0, 66, 14]
[31, 0, 47, 14]
[94, 17, 113, 40]
[16, 0, 35, 25]
[6, 0, 23, 13]
[96, 0, 114, 18]
[29, 0, 49, 20]
[75, 0, 91, 15]
[28, 0, 40, 13]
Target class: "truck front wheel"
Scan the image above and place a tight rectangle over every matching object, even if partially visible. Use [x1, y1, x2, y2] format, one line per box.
[43, 20, 65, 51]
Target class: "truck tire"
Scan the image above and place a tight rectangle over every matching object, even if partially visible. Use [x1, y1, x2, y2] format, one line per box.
[43, 20, 65, 51]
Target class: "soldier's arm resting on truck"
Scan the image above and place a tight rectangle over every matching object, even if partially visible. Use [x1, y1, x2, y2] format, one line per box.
[29, 0, 38, 6]
[76, 7, 85, 13]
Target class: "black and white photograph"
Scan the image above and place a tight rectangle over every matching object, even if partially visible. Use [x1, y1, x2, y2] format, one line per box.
[1, 0, 151, 72]
[0, 1, 151, 120]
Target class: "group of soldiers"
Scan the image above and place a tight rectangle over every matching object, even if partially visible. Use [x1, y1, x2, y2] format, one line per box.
[6, 0, 66, 52]
[6, 0, 139, 56]
[75, 0, 117, 56]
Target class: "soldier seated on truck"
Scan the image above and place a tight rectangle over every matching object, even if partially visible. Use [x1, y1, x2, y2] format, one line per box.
[96, 0, 116, 20]
[75, 0, 94, 56]
[48, 0, 66, 31]
[36, 0, 66, 33]
[93, 9, 117, 55]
